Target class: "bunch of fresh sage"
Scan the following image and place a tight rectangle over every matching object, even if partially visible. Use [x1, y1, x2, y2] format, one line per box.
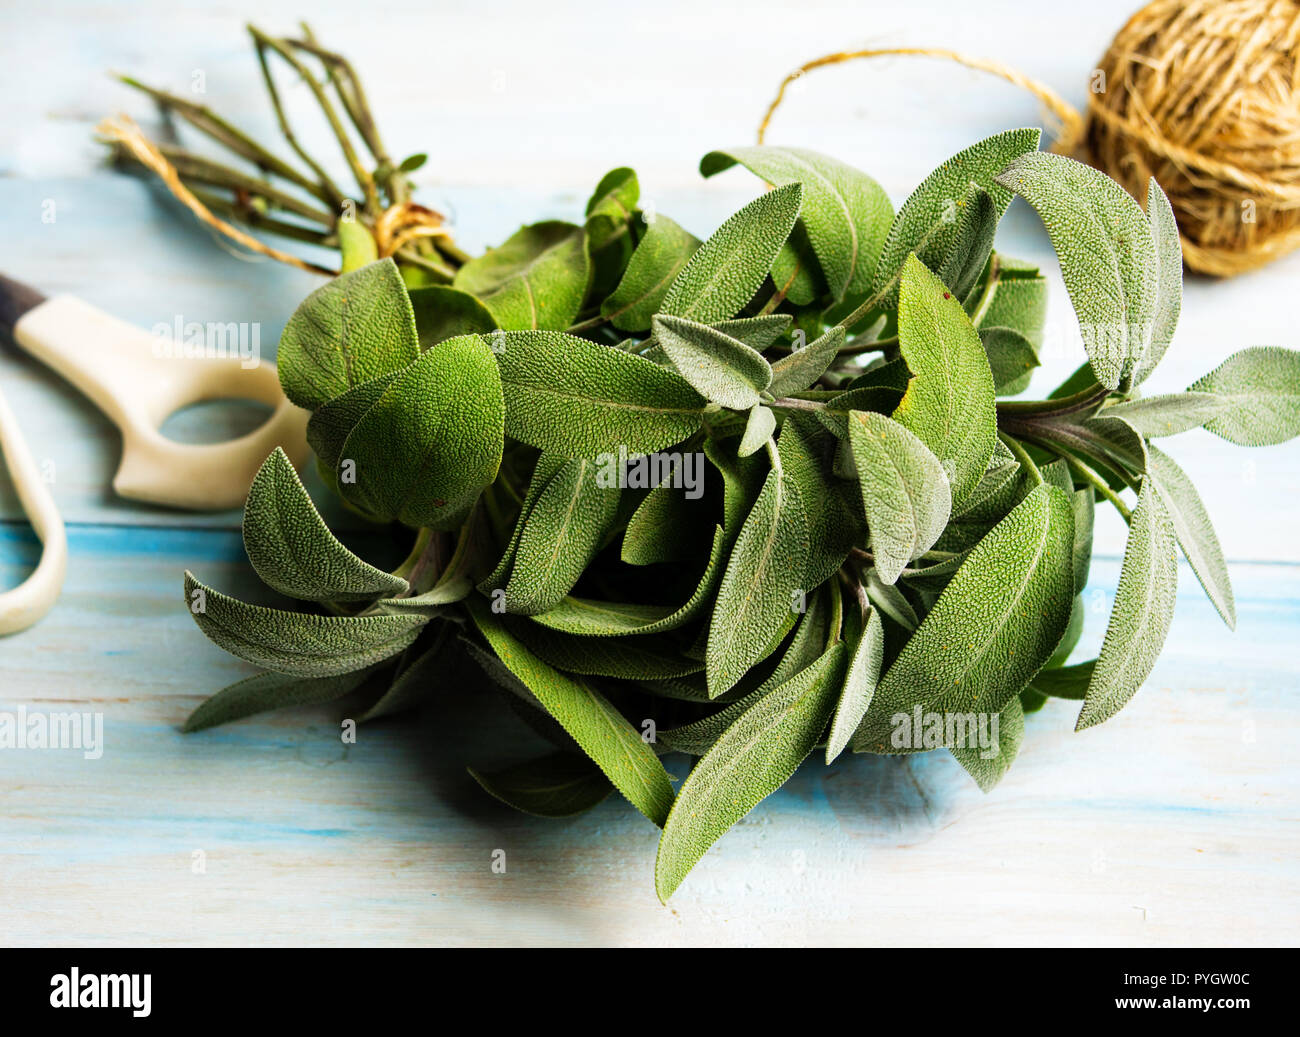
[178, 127, 1300, 900]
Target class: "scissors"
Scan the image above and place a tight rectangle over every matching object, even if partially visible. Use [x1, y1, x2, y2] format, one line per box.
[0, 274, 310, 634]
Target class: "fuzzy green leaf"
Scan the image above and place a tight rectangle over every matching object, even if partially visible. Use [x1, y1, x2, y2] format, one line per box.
[848, 410, 952, 584]
[184, 572, 425, 677]
[306, 372, 397, 473]
[1028, 659, 1094, 699]
[1134, 177, 1182, 385]
[407, 285, 499, 348]
[935, 183, 997, 301]
[950, 695, 1024, 791]
[655, 643, 846, 900]
[768, 326, 845, 397]
[1104, 392, 1231, 437]
[710, 314, 793, 350]
[738, 404, 777, 458]
[243, 447, 408, 603]
[706, 465, 810, 696]
[652, 313, 773, 410]
[601, 214, 701, 332]
[505, 456, 622, 614]
[535, 526, 727, 637]
[468, 597, 674, 825]
[1188, 346, 1300, 446]
[182, 667, 378, 732]
[852, 484, 1074, 752]
[1077, 480, 1179, 730]
[980, 326, 1040, 394]
[826, 605, 884, 764]
[660, 183, 802, 323]
[340, 334, 504, 530]
[893, 255, 998, 504]
[995, 152, 1157, 390]
[495, 330, 707, 456]
[453, 221, 590, 330]
[585, 167, 639, 251]
[1147, 443, 1235, 629]
[701, 146, 892, 300]
[511, 620, 703, 680]
[278, 258, 419, 410]
[873, 129, 1041, 307]
[468, 752, 613, 818]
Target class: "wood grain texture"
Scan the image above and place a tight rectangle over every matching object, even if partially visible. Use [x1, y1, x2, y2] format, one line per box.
[0, 0, 1297, 946]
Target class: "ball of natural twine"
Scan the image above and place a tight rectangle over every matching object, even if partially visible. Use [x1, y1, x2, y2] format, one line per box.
[760, 0, 1300, 277]
[1087, 0, 1300, 276]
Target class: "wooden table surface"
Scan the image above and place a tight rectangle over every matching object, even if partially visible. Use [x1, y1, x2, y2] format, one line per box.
[0, 0, 1297, 946]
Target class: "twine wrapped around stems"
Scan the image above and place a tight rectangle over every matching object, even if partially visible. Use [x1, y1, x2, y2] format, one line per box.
[760, 0, 1300, 277]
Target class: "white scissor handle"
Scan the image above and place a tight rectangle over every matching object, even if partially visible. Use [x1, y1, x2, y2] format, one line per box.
[0, 385, 67, 635]
[13, 295, 310, 511]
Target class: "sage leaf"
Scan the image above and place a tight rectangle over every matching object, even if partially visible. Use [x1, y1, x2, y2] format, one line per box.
[1071, 488, 1095, 593]
[655, 642, 846, 900]
[768, 326, 845, 397]
[468, 752, 613, 818]
[183, 572, 425, 677]
[852, 484, 1075, 752]
[278, 258, 419, 410]
[622, 473, 708, 566]
[1028, 659, 1094, 699]
[893, 255, 998, 504]
[1187, 346, 1300, 446]
[359, 622, 456, 720]
[584, 167, 639, 251]
[706, 465, 810, 697]
[700, 146, 892, 300]
[243, 447, 408, 603]
[495, 330, 707, 456]
[864, 568, 919, 631]
[1147, 443, 1235, 629]
[479, 452, 567, 592]
[408, 284, 498, 348]
[935, 183, 997, 302]
[738, 404, 776, 457]
[771, 222, 824, 305]
[601, 214, 700, 332]
[995, 152, 1157, 390]
[1134, 177, 1182, 385]
[1077, 480, 1179, 730]
[535, 526, 726, 637]
[652, 313, 773, 410]
[468, 597, 674, 825]
[873, 128, 1041, 307]
[453, 221, 590, 330]
[980, 326, 1040, 394]
[182, 666, 378, 732]
[306, 372, 397, 473]
[705, 436, 766, 535]
[848, 410, 952, 584]
[512, 620, 703, 680]
[340, 334, 505, 530]
[376, 577, 472, 615]
[950, 695, 1024, 792]
[825, 605, 884, 764]
[778, 415, 860, 589]
[660, 182, 802, 323]
[1104, 392, 1231, 438]
[505, 456, 622, 614]
[711, 314, 792, 350]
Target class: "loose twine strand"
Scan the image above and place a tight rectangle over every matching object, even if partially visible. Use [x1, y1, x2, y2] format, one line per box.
[757, 0, 1300, 277]
[97, 113, 451, 275]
